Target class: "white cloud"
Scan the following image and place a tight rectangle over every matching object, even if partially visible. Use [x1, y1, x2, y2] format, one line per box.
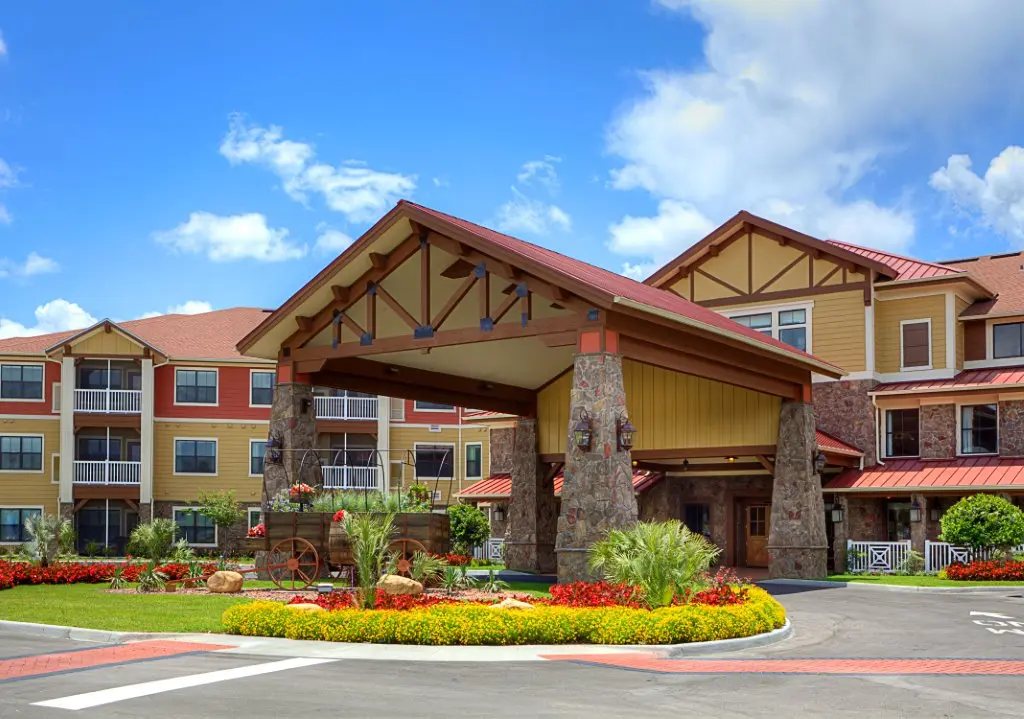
[137, 300, 214, 319]
[605, 0, 1024, 268]
[517, 156, 562, 193]
[0, 252, 59, 279]
[608, 200, 715, 273]
[0, 204, 9, 224]
[0, 159, 18, 189]
[0, 31, 6, 57]
[432, 177, 450, 188]
[495, 187, 572, 235]
[0, 299, 97, 339]
[931, 147, 1024, 242]
[314, 222, 354, 255]
[154, 211, 307, 262]
[220, 114, 416, 223]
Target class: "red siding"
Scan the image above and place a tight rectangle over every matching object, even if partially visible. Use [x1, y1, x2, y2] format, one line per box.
[0, 361, 60, 416]
[154, 365, 272, 420]
[402, 399, 464, 425]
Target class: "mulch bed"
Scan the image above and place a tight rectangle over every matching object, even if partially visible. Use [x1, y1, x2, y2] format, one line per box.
[106, 587, 537, 603]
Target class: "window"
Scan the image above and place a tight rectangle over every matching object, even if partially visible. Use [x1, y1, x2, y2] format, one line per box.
[77, 437, 121, 461]
[250, 440, 266, 476]
[994, 322, 1024, 359]
[0, 364, 43, 400]
[248, 507, 263, 530]
[175, 369, 217, 404]
[414, 401, 456, 412]
[390, 398, 405, 421]
[415, 444, 454, 479]
[730, 306, 808, 352]
[465, 443, 482, 479]
[126, 441, 141, 463]
[173, 508, 216, 546]
[900, 320, 931, 369]
[886, 501, 911, 541]
[0, 436, 43, 471]
[884, 409, 919, 458]
[1, 508, 41, 543]
[251, 371, 274, 406]
[682, 504, 710, 537]
[174, 439, 217, 474]
[747, 505, 768, 538]
[961, 404, 998, 455]
[78, 367, 122, 390]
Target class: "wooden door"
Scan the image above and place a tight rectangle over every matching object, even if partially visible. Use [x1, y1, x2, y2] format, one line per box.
[745, 504, 771, 567]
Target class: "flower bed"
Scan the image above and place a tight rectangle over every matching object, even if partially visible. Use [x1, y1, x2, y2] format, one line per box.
[224, 587, 785, 646]
[0, 560, 218, 591]
[946, 559, 1024, 581]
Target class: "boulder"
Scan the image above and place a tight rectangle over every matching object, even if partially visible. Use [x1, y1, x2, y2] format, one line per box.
[489, 597, 535, 610]
[376, 574, 423, 596]
[206, 570, 244, 594]
[285, 603, 325, 613]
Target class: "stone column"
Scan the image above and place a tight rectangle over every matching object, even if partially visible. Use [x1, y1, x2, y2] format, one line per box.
[920, 404, 955, 459]
[909, 492, 929, 559]
[999, 400, 1024, 457]
[556, 347, 638, 583]
[504, 419, 556, 573]
[768, 400, 827, 579]
[263, 376, 321, 507]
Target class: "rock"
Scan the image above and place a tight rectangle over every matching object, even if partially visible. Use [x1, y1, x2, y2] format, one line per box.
[285, 603, 325, 613]
[206, 570, 244, 593]
[489, 597, 535, 610]
[376, 574, 423, 596]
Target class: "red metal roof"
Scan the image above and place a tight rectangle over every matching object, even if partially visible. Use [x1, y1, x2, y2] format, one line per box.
[816, 430, 863, 457]
[825, 240, 963, 281]
[455, 470, 660, 499]
[873, 366, 1024, 394]
[826, 457, 1024, 492]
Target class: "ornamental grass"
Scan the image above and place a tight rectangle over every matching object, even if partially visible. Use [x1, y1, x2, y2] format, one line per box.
[223, 587, 785, 646]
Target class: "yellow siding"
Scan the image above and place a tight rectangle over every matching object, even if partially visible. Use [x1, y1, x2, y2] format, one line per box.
[956, 297, 969, 369]
[152, 421, 267, 503]
[388, 425, 491, 485]
[751, 234, 805, 290]
[73, 330, 146, 356]
[0, 418, 60, 515]
[692, 271, 738, 301]
[875, 294, 946, 373]
[536, 361, 780, 455]
[706, 236, 749, 294]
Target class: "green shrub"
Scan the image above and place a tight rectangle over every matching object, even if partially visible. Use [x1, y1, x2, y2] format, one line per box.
[195, 491, 244, 552]
[23, 513, 71, 567]
[479, 569, 509, 593]
[344, 512, 396, 608]
[447, 504, 490, 555]
[222, 587, 786, 645]
[410, 552, 447, 586]
[170, 538, 196, 563]
[136, 562, 167, 593]
[440, 565, 475, 594]
[589, 520, 720, 608]
[940, 495, 1024, 551]
[128, 520, 177, 562]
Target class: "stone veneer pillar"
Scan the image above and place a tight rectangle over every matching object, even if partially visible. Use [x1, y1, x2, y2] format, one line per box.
[556, 349, 638, 583]
[768, 400, 827, 579]
[999, 400, 1024, 457]
[909, 492, 931, 559]
[504, 419, 556, 573]
[920, 404, 956, 459]
[263, 376, 321, 507]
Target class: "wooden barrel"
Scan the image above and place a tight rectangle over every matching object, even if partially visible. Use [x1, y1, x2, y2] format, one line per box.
[328, 522, 354, 566]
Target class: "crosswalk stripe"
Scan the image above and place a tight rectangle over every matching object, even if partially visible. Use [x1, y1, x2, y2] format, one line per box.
[33, 657, 336, 711]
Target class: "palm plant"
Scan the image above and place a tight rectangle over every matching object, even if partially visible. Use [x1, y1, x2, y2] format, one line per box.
[344, 511, 396, 608]
[410, 551, 447, 586]
[588, 520, 720, 608]
[136, 562, 167, 593]
[127, 520, 177, 562]
[23, 513, 70, 567]
[170, 538, 195, 562]
[108, 564, 128, 590]
[479, 568, 509, 594]
[440, 565, 475, 595]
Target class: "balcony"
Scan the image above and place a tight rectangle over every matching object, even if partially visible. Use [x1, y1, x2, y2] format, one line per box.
[321, 465, 379, 490]
[315, 395, 378, 421]
[73, 460, 141, 485]
[75, 389, 142, 414]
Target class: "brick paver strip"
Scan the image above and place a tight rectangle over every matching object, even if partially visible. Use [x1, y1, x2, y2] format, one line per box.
[542, 654, 1024, 676]
[0, 641, 235, 682]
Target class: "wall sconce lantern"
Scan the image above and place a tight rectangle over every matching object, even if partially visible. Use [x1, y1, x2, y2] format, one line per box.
[725, 456, 737, 463]
[266, 435, 283, 464]
[830, 503, 845, 523]
[813, 451, 827, 475]
[616, 412, 636, 452]
[573, 410, 593, 453]
[493, 506, 505, 522]
[929, 506, 942, 522]
[909, 502, 922, 523]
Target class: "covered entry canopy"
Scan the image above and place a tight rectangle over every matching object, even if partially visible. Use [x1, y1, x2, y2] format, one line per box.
[238, 201, 842, 411]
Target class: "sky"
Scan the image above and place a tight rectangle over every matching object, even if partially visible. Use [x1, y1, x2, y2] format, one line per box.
[2, 1, 1024, 338]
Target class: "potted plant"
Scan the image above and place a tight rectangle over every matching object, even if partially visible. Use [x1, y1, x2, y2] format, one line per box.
[289, 483, 316, 507]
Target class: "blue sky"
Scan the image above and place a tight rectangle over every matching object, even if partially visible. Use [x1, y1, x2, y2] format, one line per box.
[2, 1, 1024, 337]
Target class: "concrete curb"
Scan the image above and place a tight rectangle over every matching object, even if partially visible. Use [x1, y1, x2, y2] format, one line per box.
[663, 620, 792, 657]
[760, 579, 1024, 594]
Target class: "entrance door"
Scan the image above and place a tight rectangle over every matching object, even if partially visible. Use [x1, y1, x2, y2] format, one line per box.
[745, 504, 771, 567]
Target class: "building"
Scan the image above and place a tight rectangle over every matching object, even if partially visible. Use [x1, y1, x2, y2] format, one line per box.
[0, 309, 487, 554]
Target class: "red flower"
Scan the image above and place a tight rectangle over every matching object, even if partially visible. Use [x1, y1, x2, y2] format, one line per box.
[332, 510, 346, 524]
[247, 524, 266, 538]
[947, 559, 1024, 581]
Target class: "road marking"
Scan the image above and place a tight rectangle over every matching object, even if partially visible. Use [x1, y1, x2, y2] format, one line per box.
[542, 655, 1024, 675]
[970, 611, 1014, 619]
[968, 611, 1024, 635]
[33, 657, 336, 711]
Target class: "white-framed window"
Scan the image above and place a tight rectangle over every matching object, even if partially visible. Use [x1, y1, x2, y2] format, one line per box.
[414, 443, 455, 480]
[250, 439, 267, 477]
[959, 404, 998, 456]
[0, 506, 43, 543]
[173, 438, 218, 475]
[900, 318, 932, 371]
[465, 442, 483, 480]
[250, 370, 275, 407]
[390, 397, 405, 422]
[0, 435, 44, 472]
[883, 408, 920, 458]
[432, 490, 442, 501]
[725, 302, 811, 352]
[52, 382, 61, 413]
[174, 368, 218, 405]
[172, 507, 217, 547]
[50, 453, 60, 484]
[248, 507, 263, 530]
[993, 322, 1024, 360]
[0, 363, 44, 401]
[414, 401, 456, 412]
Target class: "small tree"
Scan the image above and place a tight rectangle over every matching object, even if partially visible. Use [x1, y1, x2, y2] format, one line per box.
[24, 513, 71, 567]
[196, 490, 245, 554]
[128, 519, 177, 562]
[940, 495, 1024, 553]
[447, 504, 490, 555]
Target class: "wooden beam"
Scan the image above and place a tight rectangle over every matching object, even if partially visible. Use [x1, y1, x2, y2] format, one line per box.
[377, 284, 419, 331]
[630, 446, 776, 460]
[369, 252, 387, 270]
[366, 283, 377, 342]
[420, 234, 431, 327]
[441, 258, 475, 279]
[696, 281, 870, 309]
[478, 268, 490, 322]
[541, 331, 576, 348]
[754, 252, 807, 294]
[492, 289, 520, 324]
[636, 461, 766, 474]
[296, 316, 314, 332]
[432, 273, 478, 331]
[331, 285, 349, 303]
[755, 455, 775, 474]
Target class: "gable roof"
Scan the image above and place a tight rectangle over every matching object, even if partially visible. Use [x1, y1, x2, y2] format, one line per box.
[0, 308, 272, 361]
[825, 240, 964, 282]
[942, 251, 1024, 318]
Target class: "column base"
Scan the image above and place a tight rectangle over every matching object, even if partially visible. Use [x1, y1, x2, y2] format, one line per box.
[768, 546, 827, 579]
[505, 542, 556, 574]
[556, 548, 599, 583]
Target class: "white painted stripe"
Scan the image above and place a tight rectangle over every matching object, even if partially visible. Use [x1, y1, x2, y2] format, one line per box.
[33, 657, 335, 711]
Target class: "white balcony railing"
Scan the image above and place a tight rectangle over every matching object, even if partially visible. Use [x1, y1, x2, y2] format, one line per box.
[73, 460, 141, 485]
[315, 395, 378, 421]
[321, 465, 379, 490]
[74, 389, 142, 414]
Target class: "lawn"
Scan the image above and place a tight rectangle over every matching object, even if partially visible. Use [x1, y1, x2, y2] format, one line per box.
[827, 574, 1024, 587]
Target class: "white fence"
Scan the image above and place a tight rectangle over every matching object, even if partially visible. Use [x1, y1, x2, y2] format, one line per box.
[845, 540, 912, 574]
[73, 460, 141, 485]
[315, 396, 378, 420]
[74, 389, 142, 414]
[321, 465, 379, 490]
[473, 538, 505, 562]
[925, 540, 1024, 573]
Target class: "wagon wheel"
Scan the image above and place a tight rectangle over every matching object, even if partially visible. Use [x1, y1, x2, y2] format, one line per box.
[388, 537, 428, 576]
[266, 537, 320, 590]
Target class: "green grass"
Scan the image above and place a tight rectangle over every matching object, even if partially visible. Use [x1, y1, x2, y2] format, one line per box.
[503, 580, 553, 597]
[0, 584, 252, 633]
[827, 574, 1024, 587]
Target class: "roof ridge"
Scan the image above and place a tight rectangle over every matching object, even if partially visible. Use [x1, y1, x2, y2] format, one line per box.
[825, 239, 963, 273]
